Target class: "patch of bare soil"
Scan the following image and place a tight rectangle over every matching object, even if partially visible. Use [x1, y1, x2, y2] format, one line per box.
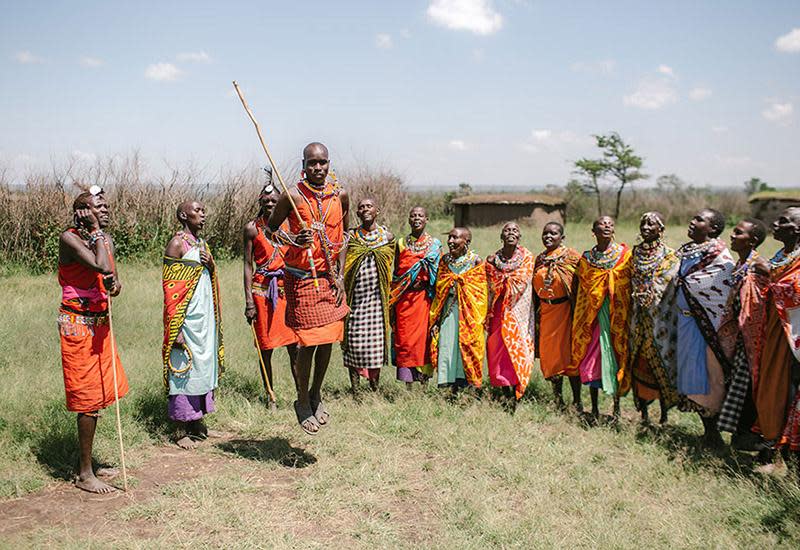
[0, 432, 307, 539]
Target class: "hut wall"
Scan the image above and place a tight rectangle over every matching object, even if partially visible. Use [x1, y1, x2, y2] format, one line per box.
[454, 203, 566, 227]
[751, 199, 800, 226]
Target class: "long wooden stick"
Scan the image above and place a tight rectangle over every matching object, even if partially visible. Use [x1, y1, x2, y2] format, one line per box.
[232, 81, 320, 291]
[232, 81, 303, 222]
[106, 295, 128, 492]
[251, 323, 277, 403]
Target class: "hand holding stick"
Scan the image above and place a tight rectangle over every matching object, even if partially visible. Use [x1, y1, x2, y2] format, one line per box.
[232, 81, 320, 291]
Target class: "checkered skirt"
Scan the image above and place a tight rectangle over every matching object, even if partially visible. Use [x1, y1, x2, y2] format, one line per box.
[343, 255, 386, 369]
[717, 339, 750, 433]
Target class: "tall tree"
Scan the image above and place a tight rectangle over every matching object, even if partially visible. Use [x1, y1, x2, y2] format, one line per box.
[595, 132, 647, 219]
[743, 177, 773, 195]
[573, 158, 607, 217]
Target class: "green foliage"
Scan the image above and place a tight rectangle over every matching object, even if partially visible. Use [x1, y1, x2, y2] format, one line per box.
[744, 177, 775, 195]
[572, 132, 648, 219]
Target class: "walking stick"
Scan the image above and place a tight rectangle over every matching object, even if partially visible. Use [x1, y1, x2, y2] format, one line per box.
[251, 322, 277, 403]
[232, 81, 321, 292]
[106, 293, 128, 492]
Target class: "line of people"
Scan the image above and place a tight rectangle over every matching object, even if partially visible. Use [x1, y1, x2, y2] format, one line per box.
[56, 142, 800, 493]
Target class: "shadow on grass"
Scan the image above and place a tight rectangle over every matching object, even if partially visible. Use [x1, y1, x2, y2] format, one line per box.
[631, 422, 768, 479]
[30, 400, 118, 482]
[216, 438, 317, 468]
[131, 387, 171, 439]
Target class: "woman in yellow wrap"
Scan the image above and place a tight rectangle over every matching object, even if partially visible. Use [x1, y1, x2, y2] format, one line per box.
[430, 227, 488, 393]
[571, 216, 632, 423]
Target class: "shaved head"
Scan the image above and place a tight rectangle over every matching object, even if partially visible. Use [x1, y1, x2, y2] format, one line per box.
[453, 226, 472, 242]
[176, 200, 199, 221]
[303, 142, 329, 160]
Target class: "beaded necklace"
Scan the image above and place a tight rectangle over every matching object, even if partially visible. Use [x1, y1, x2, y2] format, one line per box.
[406, 232, 433, 255]
[178, 230, 204, 251]
[492, 246, 524, 272]
[770, 245, 800, 268]
[631, 240, 669, 306]
[678, 239, 716, 261]
[585, 241, 623, 269]
[731, 250, 758, 285]
[446, 249, 478, 271]
[295, 173, 345, 276]
[539, 246, 568, 291]
[354, 225, 389, 248]
[633, 239, 666, 276]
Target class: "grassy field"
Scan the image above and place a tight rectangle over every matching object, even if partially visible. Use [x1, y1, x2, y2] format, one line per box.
[1, 220, 798, 548]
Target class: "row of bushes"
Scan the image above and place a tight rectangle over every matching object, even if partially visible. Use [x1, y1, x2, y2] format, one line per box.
[0, 154, 411, 273]
[0, 154, 754, 273]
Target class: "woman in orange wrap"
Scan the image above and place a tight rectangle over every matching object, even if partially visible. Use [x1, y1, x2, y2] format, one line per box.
[571, 216, 632, 423]
[486, 222, 535, 408]
[244, 181, 298, 409]
[58, 188, 127, 494]
[533, 222, 583, 411]
[390, 207, 442, 387]
[756, 208, 800, 473]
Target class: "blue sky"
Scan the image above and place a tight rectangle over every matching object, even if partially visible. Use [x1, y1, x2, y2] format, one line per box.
[1, 1, 799, 188]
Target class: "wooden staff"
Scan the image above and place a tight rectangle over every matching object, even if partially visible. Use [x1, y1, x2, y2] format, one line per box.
[106, 293, 129, 492]
[232, 81, 320, 291]
[251, 323, 277, 403]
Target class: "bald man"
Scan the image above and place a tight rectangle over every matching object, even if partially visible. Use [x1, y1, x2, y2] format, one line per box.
[268, 142, 350, 435]
[162, 200, 224, 449]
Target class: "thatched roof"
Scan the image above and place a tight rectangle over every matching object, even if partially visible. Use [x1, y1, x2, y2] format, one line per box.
[748, 190, 800, 203]
[450, 193, 565, 206]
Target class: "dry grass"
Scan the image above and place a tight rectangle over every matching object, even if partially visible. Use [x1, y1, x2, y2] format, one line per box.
[0, 223, 797, 548]
[0, 155, 410, 273]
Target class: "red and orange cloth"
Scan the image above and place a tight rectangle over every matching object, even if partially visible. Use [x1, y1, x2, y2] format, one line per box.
[486, 247, 535, 399]
[533, 246, 580, 379]
[251, 219, 297, 350]
[283, 177, 349, 346]
[58, 230, 128, 413]
[390, 233, 442, 370]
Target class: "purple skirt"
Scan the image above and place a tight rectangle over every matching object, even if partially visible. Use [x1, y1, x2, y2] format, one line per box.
[168, 392, 215, 422]
[396, 367, 425, 383]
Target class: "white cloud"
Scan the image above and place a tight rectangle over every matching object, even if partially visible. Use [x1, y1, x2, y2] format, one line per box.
[657, 64, 676, 78]
[712, 125, 729, 133]
[775, 28, 800, 53]
[79, 56, 104, 68]
[145, 62, 182, 82]
[176, 51, 211, 63]
[521, 129, 586, 153]
[375, 33, 393, 49]
[448, 139, 467, 151]
[427, 0, 503, 35]
[762, 101, 793, 123]
[623, 78, 677, 110]
[14, 50, 44, 64]
[689, 87, 712, 101]
[570, 59, 616, 75]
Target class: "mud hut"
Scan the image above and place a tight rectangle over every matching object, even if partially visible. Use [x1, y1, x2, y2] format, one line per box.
[451, 193, 566, 227]
[749, 190, 800, 226]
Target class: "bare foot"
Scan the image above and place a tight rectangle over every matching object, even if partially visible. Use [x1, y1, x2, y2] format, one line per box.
[75, 473, 116, 494]
[176, 435, 198, 449]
